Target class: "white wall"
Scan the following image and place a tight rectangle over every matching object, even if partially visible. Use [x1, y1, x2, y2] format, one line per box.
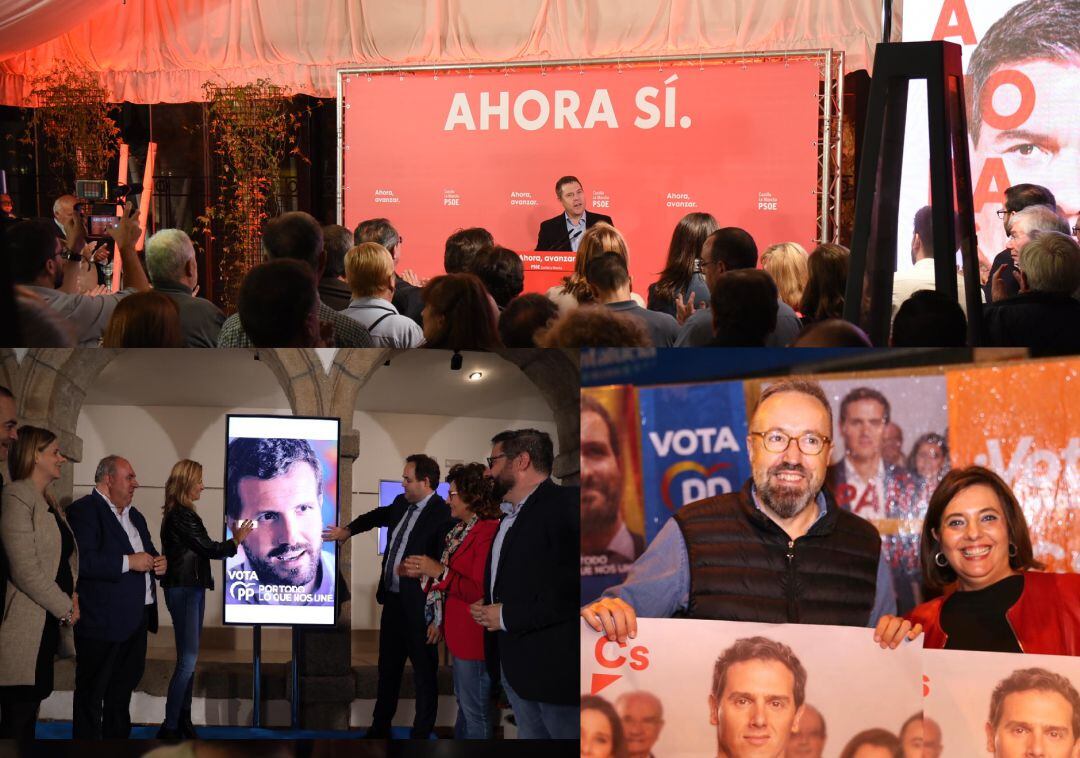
[73, 404, 558, 633]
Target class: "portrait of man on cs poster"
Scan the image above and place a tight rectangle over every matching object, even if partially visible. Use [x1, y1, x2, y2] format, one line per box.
[224, 435, 337, 608]
[709, 636, 808, 758]
[984, 667, 1080, 758]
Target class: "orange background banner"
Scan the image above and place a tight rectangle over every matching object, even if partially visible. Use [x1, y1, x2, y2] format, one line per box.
[946, 358, 1079, 573]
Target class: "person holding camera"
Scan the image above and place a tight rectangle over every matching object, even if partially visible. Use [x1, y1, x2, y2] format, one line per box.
[0, 427, 79, 739]
[6, 200, 150, 346]
[53, 194, 111, 289]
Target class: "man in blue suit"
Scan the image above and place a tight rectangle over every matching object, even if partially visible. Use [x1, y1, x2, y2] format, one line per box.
[323, 453, 451, 738]
[67, 455, 166, 739]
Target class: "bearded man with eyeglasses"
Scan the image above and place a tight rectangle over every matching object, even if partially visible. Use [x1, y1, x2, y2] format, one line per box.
[582, 378, 895, 644]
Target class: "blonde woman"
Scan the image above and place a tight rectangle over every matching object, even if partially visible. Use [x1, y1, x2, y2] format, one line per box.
[760, 242, 809, 315]
[0, 427, 79, 739]
[546, 223, 645, 313]
[157, 459, 253, 739]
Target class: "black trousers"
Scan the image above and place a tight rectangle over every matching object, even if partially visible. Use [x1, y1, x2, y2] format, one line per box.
[72, 607, 150, 739]
[371, 592, 439, 738]
[0, 700, 40, 739]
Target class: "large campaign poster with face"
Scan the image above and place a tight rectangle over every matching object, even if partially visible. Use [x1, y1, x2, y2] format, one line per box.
[637, 381, 752, 543]
[582, 384, 646, 604]
[223, 415, 340, 626]
[581, 619, 922, 758]
[945, 358, 1079, 574]
[814, 376, 950, 615]
[897, 0, 1080, 272]
[340, 58, 822, 290]
[924, 648, 1080, 758]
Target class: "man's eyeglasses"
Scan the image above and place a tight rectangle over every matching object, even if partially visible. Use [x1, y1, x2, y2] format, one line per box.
[996, 209, 1014, 220]
[749, 430, 831, 456]
[448, 490, 458, 499]
[486, 454, 508, 468]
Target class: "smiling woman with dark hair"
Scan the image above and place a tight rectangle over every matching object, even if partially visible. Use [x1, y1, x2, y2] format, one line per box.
[874, 465, 1080, 655]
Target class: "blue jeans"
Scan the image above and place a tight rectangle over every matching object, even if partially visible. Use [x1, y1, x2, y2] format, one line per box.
[163, 587, 205, 729]
[451, 655, 494, 739]
[500, 672, 577, 739]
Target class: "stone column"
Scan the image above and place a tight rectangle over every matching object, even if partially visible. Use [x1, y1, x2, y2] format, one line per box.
[260, 348, 390, 730]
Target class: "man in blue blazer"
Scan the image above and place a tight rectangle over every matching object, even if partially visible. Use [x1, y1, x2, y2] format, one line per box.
[473, 428, 579, 739]
[535, 175, 614, 252]
[67, 455, 166, 739]
[323, 453, 451, 739]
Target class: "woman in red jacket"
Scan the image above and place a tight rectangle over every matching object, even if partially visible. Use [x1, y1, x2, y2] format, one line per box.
[875, 466, 1080, 654]
[404, 462, 500, 738]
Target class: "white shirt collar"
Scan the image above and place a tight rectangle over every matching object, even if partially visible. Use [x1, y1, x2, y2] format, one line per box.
[96, 486, 125, 515]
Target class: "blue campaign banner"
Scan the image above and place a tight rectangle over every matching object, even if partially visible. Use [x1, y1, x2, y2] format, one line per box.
[637, 381, 753, 542]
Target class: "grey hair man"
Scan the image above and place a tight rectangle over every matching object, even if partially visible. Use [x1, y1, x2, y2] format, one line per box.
[986, 231, 1080, 350]
[145, 229, 224, 347]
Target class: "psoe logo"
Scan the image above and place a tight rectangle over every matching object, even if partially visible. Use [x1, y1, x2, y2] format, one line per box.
[757, 191, 778, 211]
[229, 580, 258, 602]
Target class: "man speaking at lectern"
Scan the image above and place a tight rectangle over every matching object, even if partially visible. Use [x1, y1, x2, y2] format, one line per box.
[536, 175, 613, 251]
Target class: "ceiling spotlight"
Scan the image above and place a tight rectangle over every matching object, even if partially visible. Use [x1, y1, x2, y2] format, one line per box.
[467, 371, 483, 381]
[450, 351, 463, 371]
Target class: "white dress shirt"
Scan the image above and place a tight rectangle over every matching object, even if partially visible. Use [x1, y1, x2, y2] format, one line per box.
[97, 487, 154, 605]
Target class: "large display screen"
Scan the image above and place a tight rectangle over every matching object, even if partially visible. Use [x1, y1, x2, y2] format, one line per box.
[340, 57, 824, 291]
[223, 415, 340, 626]
[897, 0, 1079, 271]
[376, 480, 450, 554]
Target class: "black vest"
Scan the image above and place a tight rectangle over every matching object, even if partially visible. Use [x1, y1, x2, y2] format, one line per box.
[673, 480, 880, 626]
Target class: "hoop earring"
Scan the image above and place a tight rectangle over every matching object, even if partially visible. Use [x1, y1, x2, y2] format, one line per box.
[1008, 543, 1018, 558]
[934, 552, 949, 568]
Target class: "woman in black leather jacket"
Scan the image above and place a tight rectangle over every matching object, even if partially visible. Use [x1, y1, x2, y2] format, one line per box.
[157, 459, 252, 739]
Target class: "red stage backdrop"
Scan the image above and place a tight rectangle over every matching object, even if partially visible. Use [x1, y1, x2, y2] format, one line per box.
[339, 58, 824, 290]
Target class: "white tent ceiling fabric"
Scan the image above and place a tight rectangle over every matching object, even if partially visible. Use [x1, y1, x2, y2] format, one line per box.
[0, 0, 885, 105]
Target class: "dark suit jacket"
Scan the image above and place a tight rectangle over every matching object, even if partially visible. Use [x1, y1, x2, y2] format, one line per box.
[347, 493, 451, 622]
[67, 490, 159, 642]
[535, 211, 614, 251]
[392, 279, 425, 325]
[484, 478, 579, 705]
[318, 276, 353, 312]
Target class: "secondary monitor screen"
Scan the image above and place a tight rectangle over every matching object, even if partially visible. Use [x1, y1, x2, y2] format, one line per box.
[376, 480, 451, 554]
[223, 415, 340, 626]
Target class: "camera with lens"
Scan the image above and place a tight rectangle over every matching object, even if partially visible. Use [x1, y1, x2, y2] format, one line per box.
[73, 180, 142, 241]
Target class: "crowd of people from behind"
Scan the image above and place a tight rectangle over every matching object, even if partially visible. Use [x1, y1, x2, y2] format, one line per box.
[0, 382, 578, 739]
[2, 176, 1078, 349]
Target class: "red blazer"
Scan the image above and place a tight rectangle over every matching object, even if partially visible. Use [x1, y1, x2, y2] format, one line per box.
[434, 518, 499, 661]
[908, 571, 1080, 655]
